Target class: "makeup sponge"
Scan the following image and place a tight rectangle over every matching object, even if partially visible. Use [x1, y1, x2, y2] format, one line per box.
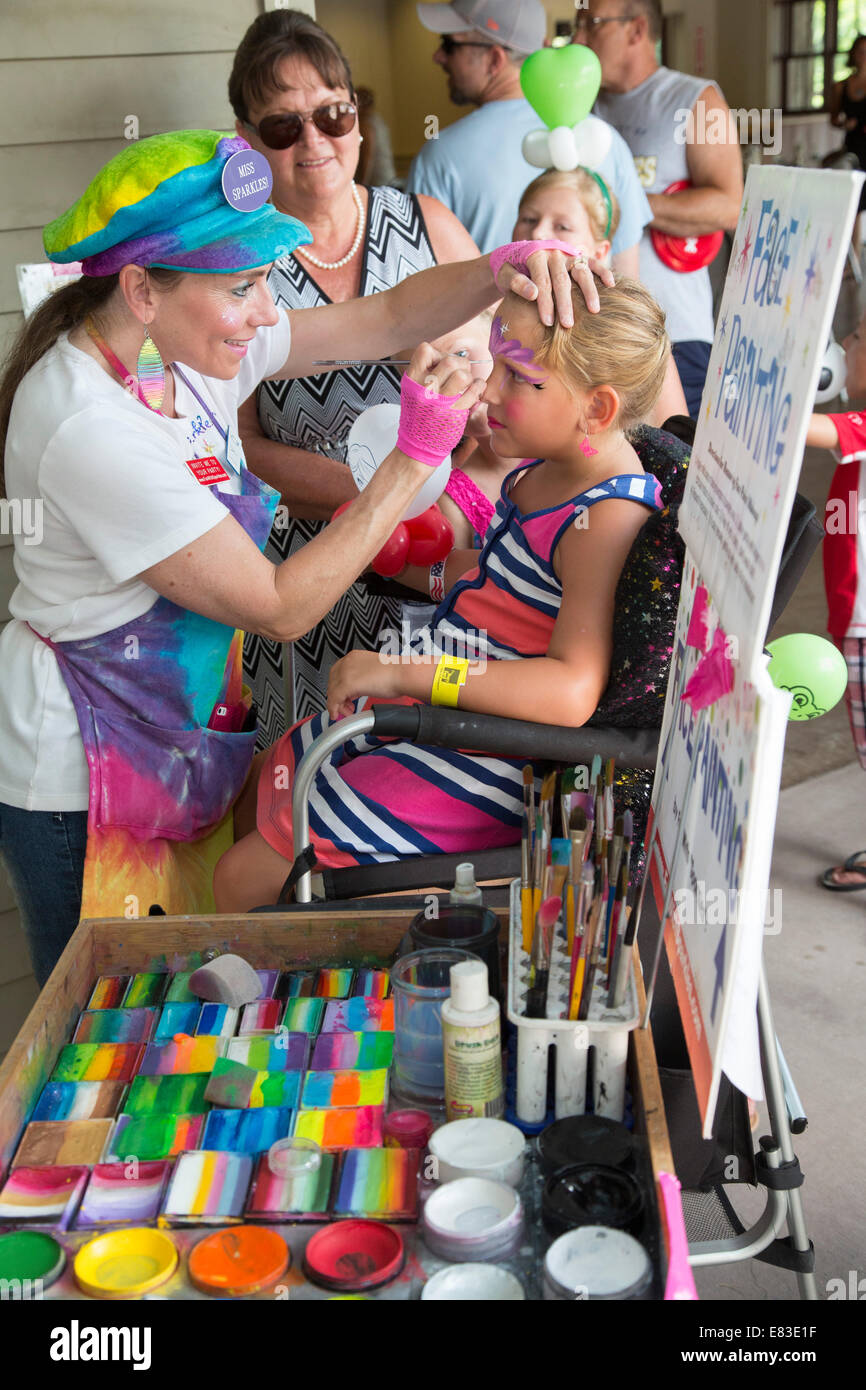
[189, 955, 261, 1008]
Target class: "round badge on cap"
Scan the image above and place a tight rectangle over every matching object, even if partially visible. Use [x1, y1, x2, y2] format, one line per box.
[650, 180, 724, 272]
[221, 149, 273, 213]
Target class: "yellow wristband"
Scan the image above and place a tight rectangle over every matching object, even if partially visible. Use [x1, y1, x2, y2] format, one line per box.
[430, 655, 470, 707]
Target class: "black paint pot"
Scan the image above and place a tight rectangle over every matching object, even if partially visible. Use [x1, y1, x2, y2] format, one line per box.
[537, 1114, 634, 1177]
[542, 1163, 645, 1239]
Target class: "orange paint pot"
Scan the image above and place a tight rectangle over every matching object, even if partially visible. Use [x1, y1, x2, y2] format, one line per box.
[188, 1225, 290, 1297]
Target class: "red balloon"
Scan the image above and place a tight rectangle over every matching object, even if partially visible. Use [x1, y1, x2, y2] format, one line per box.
[405, 506, 454, 566]
[371, 523, 410, 577]
[649, 180, 724, 273]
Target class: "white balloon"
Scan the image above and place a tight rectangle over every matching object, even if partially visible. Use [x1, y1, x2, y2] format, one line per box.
[346, 402, 451, 519]
[548, 125, 579, 171]
[521, 129, 552, 169]
[572, 114, 613, 169]
[814, 340, 847, 405]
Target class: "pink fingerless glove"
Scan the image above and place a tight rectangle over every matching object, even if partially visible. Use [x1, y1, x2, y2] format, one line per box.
[396, 372, 471, 468]
[490, 238, 580, 284]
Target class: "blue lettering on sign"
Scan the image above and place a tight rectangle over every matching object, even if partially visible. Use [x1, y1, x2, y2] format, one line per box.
[711, 924, 726, 1024]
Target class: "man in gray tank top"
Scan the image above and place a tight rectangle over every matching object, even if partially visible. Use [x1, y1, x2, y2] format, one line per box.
[577, 0, 743, 417]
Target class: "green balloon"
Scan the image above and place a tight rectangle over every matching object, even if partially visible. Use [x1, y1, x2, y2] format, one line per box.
[765, 633, 847, 720]
[520, 45, 602, 130]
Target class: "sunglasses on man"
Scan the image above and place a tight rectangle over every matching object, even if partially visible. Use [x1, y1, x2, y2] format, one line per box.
[246, 101, 357, 151]
[438, 34, 502, 55]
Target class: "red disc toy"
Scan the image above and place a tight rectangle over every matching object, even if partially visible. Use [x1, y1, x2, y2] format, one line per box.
[650, 180, 724, 272]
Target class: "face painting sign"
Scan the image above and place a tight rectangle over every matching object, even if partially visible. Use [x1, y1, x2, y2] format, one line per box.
[648, 560, 789, 1132]
[679, 165, 861, 671]
[648, 165, 861, 1134]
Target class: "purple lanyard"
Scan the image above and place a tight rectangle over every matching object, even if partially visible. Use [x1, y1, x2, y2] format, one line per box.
[173, 366, 228, 443]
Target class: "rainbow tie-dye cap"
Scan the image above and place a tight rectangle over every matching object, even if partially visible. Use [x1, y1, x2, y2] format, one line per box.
[44, 130, 311, 276]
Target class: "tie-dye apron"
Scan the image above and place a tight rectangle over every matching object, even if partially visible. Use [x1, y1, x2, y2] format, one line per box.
[33, 378, 278, 919]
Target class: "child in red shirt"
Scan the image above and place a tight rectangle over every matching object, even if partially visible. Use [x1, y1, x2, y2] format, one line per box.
[806, 308, 866, 888]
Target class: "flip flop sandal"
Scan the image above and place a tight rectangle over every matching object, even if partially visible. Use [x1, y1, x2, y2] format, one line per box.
[844, 849, 866, 870]
[820, 862, 866, 891]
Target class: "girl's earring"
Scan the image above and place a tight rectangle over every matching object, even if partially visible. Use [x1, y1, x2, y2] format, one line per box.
[580, 435, 599, 458]
[137, 327, 165, 411]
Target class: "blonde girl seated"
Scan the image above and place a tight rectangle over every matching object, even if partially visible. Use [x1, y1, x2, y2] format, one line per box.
[214, 275, 670, 911]
[434, 172, 625, 554]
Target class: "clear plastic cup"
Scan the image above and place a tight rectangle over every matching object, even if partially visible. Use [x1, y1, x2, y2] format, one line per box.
[390, 948, 479, 1103]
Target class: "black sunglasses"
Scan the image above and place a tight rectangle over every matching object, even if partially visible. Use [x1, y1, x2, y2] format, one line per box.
[246, 101, 357, 151]
[439, 35, 499, 55]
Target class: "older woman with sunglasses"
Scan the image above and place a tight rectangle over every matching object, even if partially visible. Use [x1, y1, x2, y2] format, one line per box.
[230, 11, 481, 737]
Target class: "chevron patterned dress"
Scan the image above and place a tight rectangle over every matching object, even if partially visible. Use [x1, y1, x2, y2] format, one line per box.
[243, 187, 437, 744]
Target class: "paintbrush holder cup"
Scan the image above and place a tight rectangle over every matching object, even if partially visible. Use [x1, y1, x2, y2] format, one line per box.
[507, 880, 639, 1125]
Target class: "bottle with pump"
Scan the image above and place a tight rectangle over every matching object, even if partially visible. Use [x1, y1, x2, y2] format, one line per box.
[441, 959, 504, 1120]
[449, 862, 483, 907]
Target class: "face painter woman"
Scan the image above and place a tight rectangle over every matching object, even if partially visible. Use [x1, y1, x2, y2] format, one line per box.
[0, 128, 606, 986]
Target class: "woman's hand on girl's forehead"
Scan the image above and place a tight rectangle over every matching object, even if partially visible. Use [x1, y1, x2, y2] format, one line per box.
[501, 247, 614, 326]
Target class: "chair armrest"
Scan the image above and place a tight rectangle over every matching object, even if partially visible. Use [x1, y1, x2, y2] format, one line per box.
[371, 704, 660, 768]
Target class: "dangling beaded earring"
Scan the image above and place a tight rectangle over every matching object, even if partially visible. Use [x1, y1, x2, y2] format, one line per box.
[137, 326, 165, 411]
[580, 434, 598, 458]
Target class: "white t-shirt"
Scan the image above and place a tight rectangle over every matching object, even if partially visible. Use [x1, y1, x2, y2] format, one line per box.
[0, 312, 291, 812]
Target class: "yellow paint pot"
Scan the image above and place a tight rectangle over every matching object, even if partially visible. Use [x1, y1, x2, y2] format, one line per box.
[74, 1227, 178, 1299]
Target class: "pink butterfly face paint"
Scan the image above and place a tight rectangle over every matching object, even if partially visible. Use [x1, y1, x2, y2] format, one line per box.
[489, 316, 546, 382]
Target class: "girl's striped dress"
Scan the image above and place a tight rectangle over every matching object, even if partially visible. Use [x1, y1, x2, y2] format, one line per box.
[256, 462, 662, 869]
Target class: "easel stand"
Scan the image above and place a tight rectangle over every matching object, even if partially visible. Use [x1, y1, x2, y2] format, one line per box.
[633, 709, 818, 1301]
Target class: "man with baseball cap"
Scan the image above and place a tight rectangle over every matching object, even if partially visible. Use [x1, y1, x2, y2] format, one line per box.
[407, 0, 653, 270]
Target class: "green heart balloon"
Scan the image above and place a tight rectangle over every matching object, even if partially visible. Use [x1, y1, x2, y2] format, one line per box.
[765, 633, 847, 720]
[520, 44, 602, 130]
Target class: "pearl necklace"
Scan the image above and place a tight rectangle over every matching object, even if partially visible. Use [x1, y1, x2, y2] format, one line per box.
[296, 183, 365, 270]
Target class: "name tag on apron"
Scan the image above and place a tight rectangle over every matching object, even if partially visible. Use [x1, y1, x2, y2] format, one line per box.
[226, 429, 245, 473]
[186, 456, 231, 486]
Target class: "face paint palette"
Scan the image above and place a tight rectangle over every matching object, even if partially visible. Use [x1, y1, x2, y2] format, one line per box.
[314, 968, 354, 998]
[13, 1119, 113, 1168]
[153, 1002, 202, 1041]
[226, 1032, 309, 1072]
[0, 1164, 88, 1228]
[285, 971, 317, 997]
[293, 1105, 385, 1150]
[73, 1008, 157, 1044]
[195, 1003, 239, 1037]
[122, 1072, 210, 1116]
[351, 969, 390, 999]
[300, 1069, 389, 1110]
[331, 1146, 419, 1221]
[161, 1150, 254, 1224]
[75, 1161, 171, 1228]
[51, 1043, 142, 1082]
[246, 1149, 335, 1221]
[238, 1000, 282, 1034]
[205, 1058, 302, 1110]
[310, 1031, 394, 1072]
[200, 1106, 294, 1154]
[87, 976, 130, 1010]
[322, 998, 394, 1033]
[254, 969, 281, 999]
[107, 1112, 205, 1162]
[164, 970, 198, 1003]
[31, 1080, 126, 1122]
[137, 1034, 226, 1076]
[122, 972, 168, 1008]
[282, 998, 324, 1034]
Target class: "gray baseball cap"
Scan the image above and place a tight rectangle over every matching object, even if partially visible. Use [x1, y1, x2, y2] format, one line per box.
[416, 1, 546, 55]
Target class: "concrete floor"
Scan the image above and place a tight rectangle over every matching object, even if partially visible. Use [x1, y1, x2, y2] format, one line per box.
[692, 264, 866, 1302]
